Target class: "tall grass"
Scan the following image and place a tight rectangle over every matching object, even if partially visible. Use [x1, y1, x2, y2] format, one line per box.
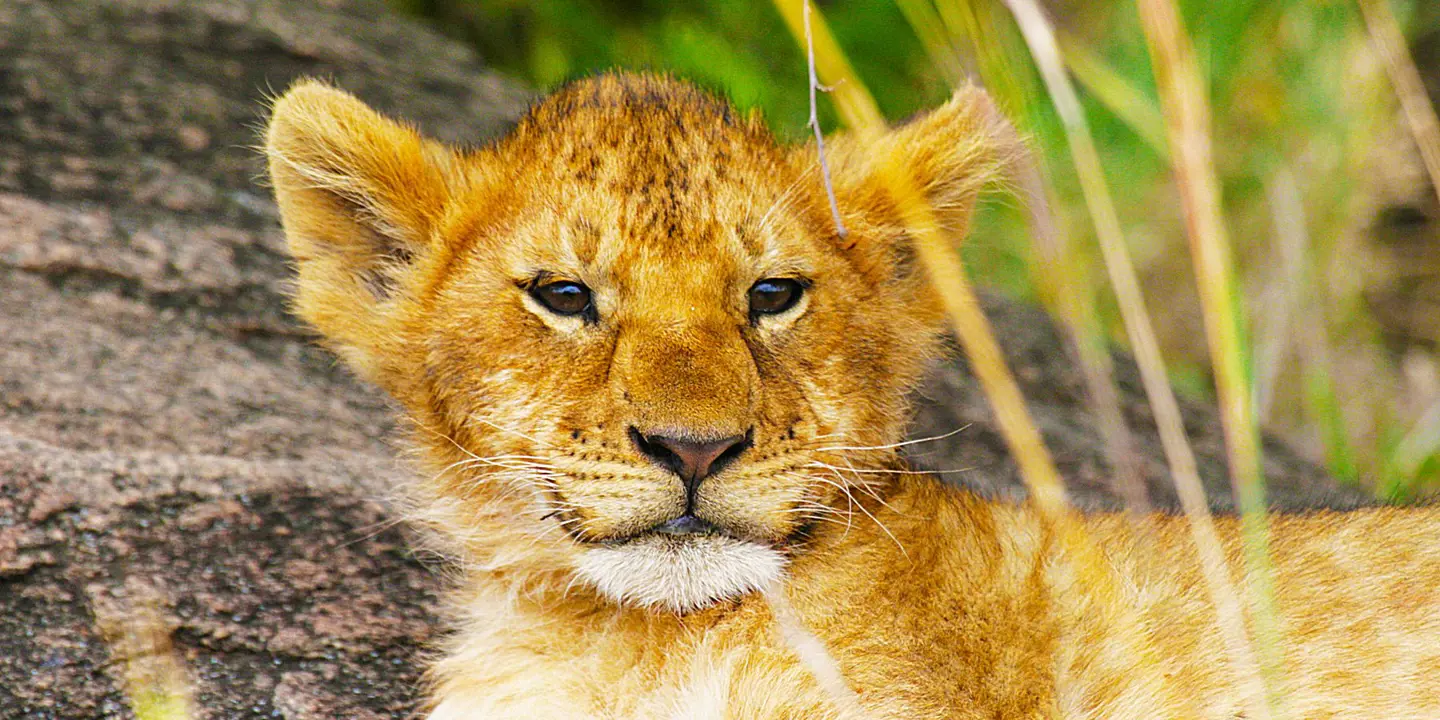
[94, 594, 195, 720]
[769, 0, 1437, 712]
[997, 0, 1272, 713]
[762, 0, 1439, 710]
[1132, 0, 1285, 709]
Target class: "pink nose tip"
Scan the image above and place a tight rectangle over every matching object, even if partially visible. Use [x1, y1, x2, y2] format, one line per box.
[631, 430, 751, 489]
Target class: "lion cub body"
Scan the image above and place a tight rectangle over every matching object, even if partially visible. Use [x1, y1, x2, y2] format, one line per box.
[428, 482, 1440, 719]
[265, 73, 1440, 718]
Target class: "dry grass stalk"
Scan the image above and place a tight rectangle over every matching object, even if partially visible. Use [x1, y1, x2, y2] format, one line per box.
[902, 160, 1072, 514]
[893, 0, 963, 84]
[894, 2, 1155, 519]
[93, 590, 195, 720]
[1001, 2, 1270, 715]
[1134, 0, 1286, 711]
[1357, 0, 1440, 209]
[804, 0, 848, 239]
[886, 170, 1187, 705]
[1256, 169, 1309, 423]
[1053, 31, 1168, 156]
[1011, 155, 1151, 516]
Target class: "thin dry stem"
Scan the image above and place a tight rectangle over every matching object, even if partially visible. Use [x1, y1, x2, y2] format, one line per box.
[1358, 0, 1440, 209]
[1256, 168, 1309, 422]
[804, 0, 847, 239]
[1012, 155, 1151, 515]
[1135, 0, 1285, 711]
[773, 0, 884, 129]
[94, 591, 196, 720]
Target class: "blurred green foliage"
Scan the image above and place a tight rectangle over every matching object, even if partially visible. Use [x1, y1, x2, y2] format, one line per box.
[392, 0, 949, 140]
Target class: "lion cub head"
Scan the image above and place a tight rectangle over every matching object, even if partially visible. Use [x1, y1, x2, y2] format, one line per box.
[266, 73, 1013, 612]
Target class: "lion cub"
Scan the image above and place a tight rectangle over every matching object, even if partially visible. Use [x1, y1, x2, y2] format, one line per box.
[265, 73, 1440, 718]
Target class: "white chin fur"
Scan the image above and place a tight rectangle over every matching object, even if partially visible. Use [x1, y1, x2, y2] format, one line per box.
[574, 534, 786, 612]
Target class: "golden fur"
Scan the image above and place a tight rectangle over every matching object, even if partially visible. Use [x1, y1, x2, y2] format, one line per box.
[265, 73, 1440, 718]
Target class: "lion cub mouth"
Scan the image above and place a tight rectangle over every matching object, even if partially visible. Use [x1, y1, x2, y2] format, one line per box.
[575, 522, 786, 612]
[648, 513, 721, 537]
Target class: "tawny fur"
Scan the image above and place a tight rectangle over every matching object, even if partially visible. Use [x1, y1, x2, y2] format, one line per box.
[265, 72, 1440, 719]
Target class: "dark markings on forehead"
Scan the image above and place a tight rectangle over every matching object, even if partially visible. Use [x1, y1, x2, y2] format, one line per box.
[510, 73, 784, 258]
[527, 72, 741, 129]
[569, 215, 601, 267]
[734, 219, 763, 258]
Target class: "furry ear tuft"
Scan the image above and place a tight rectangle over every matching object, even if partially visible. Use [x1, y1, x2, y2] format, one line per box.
[264, 79, 459, 379]
[825, 86, 1023, 242]
[882, 86, 1021, 222]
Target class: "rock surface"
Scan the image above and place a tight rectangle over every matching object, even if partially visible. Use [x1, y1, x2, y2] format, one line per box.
[0, 0, 1369, 717]
[0, 0, 524, 716]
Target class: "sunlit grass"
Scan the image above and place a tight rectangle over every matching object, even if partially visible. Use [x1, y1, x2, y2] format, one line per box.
[1358, 0, 1440, 211]
[994, 0, 1272, 713]
[765, 0, 1440, 710]
[1132, 0, 1285, 710]
[780, 0, 1303, 709]
[94, 594, 195, 720]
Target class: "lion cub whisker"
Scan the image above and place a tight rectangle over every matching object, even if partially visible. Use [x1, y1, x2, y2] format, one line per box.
[808, 425, 973, 454]
[470, 417, 559, 449]
[802, 472, 907, 557]
[806, 461, 969, 477]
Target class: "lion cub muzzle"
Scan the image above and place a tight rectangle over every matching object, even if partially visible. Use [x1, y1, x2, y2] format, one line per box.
[630, 429, 752, 492]
[630, 428, 753, 535]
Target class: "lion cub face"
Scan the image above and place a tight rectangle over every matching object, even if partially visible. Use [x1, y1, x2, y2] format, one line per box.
[266, 73, 1012, 611]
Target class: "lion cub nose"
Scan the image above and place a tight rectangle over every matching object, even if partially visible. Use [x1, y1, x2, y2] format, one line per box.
[631, 430, 751, 490]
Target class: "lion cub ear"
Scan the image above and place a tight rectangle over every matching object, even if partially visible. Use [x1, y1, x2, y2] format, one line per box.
[825, 86, 1020, 250]
[265, 79, 460, 379]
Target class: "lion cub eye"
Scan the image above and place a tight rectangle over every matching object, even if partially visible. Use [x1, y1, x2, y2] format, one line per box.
[748, 278, 805, 318]
[531, 280, 593, 318]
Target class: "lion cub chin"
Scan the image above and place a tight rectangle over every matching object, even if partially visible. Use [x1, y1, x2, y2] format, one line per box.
[575, 534, 787, 613]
